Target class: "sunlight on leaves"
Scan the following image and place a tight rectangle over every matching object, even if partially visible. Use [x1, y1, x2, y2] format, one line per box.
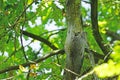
[27, 0, 33, 5]
[94, 41, 120, 79]
[29, 72, 37, 77]
[42, 0, 52, 8]
[111, 41, 120, 62]
[118, 75, 120, 80]
[42, 7, 52, 21]
[30, 64, 38, 69]
[98, 20, 107, 33]
[19, 65, 28, 72]
[94, 60, 115, 78]
[0, 0, 119, 79]
[98, 20, 107, 27]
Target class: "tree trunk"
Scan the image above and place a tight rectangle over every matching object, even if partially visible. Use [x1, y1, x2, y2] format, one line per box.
[64, 0, 85, 80]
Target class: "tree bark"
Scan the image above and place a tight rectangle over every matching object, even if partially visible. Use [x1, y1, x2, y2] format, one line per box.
[91, 0, 111, 55]
[64, 0, 85, 79]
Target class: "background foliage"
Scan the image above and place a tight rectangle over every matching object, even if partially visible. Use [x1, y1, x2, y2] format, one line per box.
[0, 0, 120, 80]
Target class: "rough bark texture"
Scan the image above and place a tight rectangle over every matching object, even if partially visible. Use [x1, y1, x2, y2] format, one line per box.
[64, 0, 85, 79]
[91, 0, 111, 55]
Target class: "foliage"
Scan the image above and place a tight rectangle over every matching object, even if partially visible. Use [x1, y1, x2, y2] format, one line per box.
[94, 41, 120, 79]
[0, 0, 120, 79]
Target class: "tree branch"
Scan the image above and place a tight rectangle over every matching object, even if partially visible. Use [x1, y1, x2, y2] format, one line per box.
[22, 30, 58, 50]
[22, 30, 62, 72]
[91, 0, 111, 55]
[0, 49, 64, 74]
[106, 30, 120, 42]
[0, 48, 104, 74]
[85, 48, 104, 63]
[22, 30, 104, 62]
[11, 1, 36, 29]
[82, 0, 91, 4]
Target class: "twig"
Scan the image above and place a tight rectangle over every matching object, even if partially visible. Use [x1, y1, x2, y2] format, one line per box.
[106, 29, 120, 42]
[40, 28, 66, 36]
[3, 40, 33, 62]
[77, 70, 94, 80]
[0, 49, 64, 74]
[20, 2, 28, 61]
[85, 48, 104, 63]
[11, 1, 35, 29]
[1, 76, 14, 80]
[0, 0, 36, 41]
[26, 69, 31, 80]
[22, 30, 62, 69]
[54, 63, 80, 77]
[13, 29, 105, 62]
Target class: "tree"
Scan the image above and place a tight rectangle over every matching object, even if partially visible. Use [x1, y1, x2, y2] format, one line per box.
[0, 0, 120, 80]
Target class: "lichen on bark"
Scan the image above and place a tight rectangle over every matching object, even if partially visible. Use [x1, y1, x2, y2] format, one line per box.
[64, 0, 86, 80]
